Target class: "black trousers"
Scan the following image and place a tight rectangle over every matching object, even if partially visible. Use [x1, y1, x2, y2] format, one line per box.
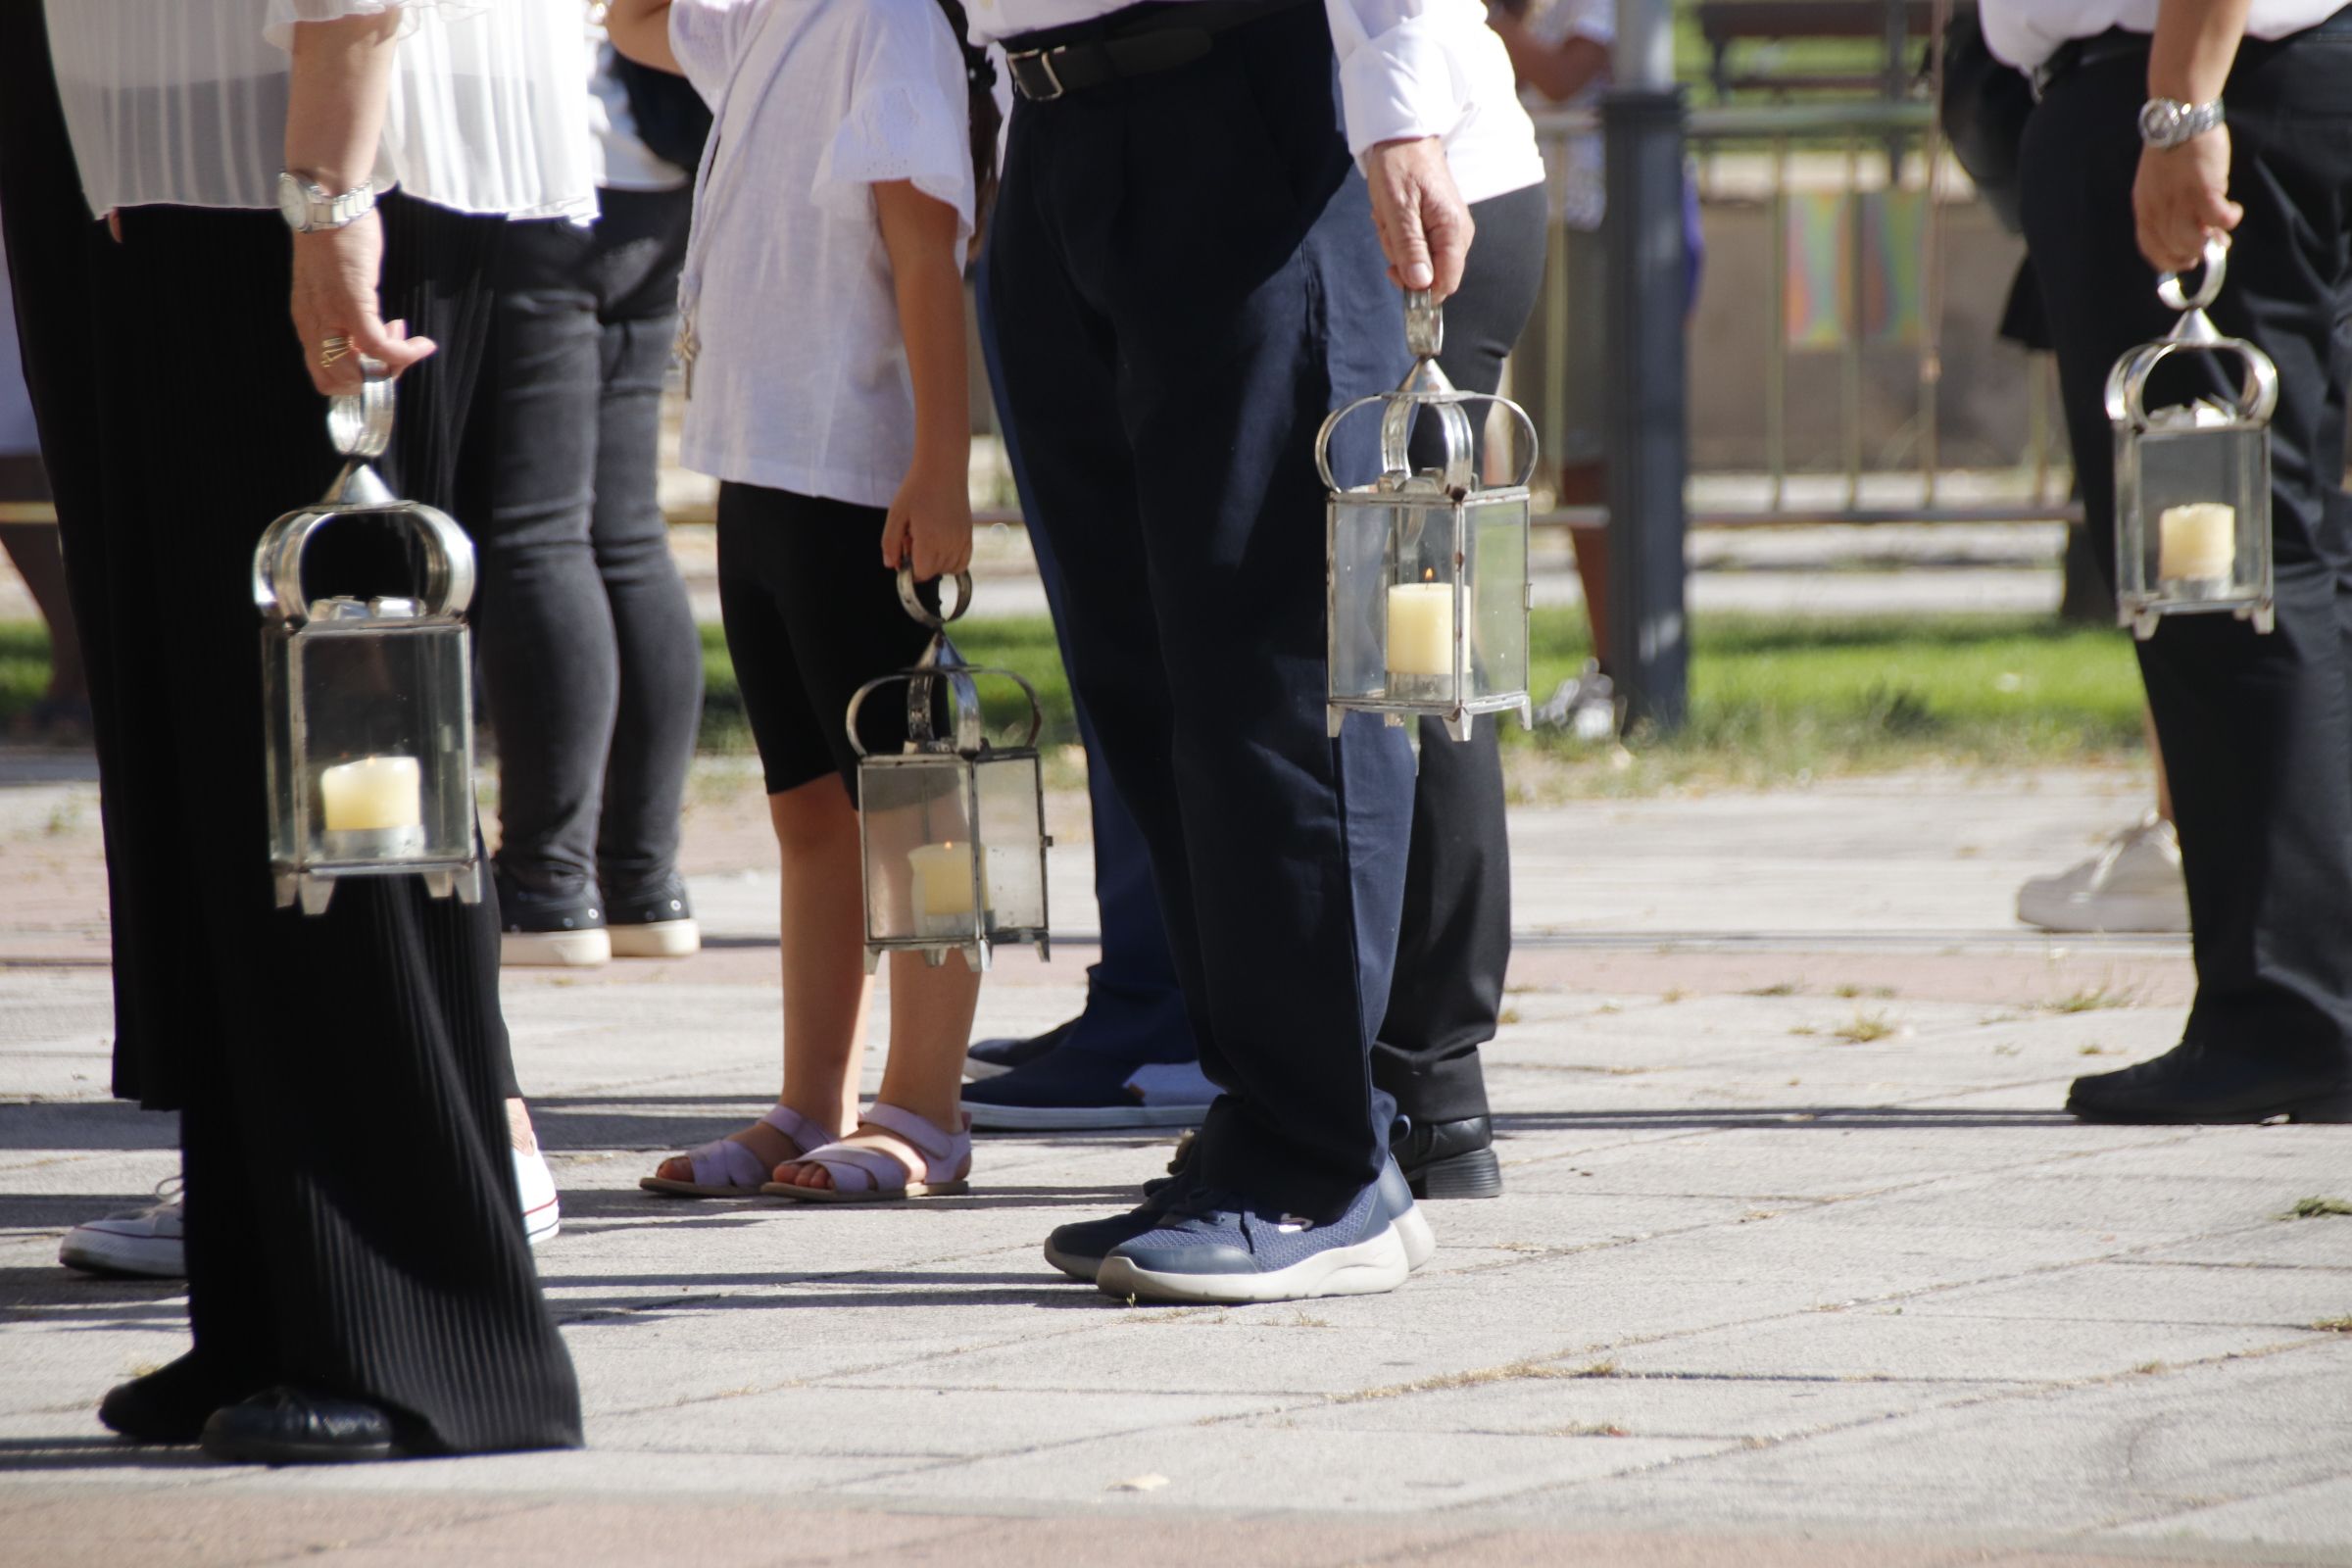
[985, 2, 1417, 1216]
[0, 9, 581, 1453]
[461, 189, 705, 903]
[2022, 26, 2352, 1071]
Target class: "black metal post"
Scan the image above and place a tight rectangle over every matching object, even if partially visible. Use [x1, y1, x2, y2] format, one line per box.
[1600, 83, 1690, 733]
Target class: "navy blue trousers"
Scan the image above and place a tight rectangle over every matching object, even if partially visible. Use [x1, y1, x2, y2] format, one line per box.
[983, 2, 1415, 1215]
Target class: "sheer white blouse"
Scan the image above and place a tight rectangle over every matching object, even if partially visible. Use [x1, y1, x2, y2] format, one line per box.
[41, 0, 596, 220]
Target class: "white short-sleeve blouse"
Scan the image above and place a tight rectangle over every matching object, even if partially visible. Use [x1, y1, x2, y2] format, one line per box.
[41, 0, 596, 220]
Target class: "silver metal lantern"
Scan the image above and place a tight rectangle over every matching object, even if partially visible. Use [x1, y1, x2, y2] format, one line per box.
[256, 373, 481, 915]
[1319, 288, 1538, 743]
[848, 570, 1051, 972]
[2107, 237, 2278, 640]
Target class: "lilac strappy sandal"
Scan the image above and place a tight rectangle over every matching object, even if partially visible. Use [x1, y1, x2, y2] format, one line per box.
[760, 1103, 972, 1203]
[640, 1103, 838, 1198]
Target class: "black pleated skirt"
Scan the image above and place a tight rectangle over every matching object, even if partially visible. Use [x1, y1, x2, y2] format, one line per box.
[0, 7, 583, 1455]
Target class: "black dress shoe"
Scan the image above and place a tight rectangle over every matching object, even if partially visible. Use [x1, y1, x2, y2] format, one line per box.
[98, 1352, 257, 1445]
[201, 1387, 400, 1465]
[1391, 1114, 1502, 1200]
[2069, 1040, 2352, 1124]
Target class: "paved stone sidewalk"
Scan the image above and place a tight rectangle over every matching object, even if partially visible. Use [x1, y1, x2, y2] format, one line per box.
[4, 760, 2349, 1566]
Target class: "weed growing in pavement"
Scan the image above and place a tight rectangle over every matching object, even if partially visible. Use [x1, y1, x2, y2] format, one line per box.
[2046, 984, 2138, 1013]
[1747, 982, 1798, 997]
[2313, 1316, 2352, 1333]
[2282, 1197, 2352, 1220]
[1833, 1009, 1900, 1044]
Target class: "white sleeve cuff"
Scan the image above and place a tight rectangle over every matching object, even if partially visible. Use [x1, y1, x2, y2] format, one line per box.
[1334, 10, 1473, 159]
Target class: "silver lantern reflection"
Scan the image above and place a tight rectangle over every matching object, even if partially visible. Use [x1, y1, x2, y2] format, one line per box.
[2108, 237, 2278, 640]
[256, 373, 481, 915]
[1320, 288, 1538, 743]
[848, 570, 1051, 972]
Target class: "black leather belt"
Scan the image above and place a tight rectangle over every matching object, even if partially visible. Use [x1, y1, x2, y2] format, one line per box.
[1004, 0, 1313, 103]
[2035, 6, 2352, 96]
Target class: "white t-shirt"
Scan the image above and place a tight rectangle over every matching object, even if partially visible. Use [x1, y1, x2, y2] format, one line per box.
[1980, 0, 2343, 70]
[967, 0, 1544, 206]
[670, 0, 977, 506]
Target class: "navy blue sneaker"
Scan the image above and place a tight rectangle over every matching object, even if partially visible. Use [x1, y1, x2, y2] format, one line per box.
[1042, 1158, 1199, 1282]
[962, 1045, 1210, 1130]
[1095, 1179, 1412, 1303]
[964, 1018, 1074, 1081]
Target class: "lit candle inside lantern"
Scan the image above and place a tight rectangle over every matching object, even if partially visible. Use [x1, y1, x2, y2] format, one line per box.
[2158, 503, 2236, 582]
[908, 841, 983, 920]
[1386, 575, 1456, 678]
[318, 756, 422, 832]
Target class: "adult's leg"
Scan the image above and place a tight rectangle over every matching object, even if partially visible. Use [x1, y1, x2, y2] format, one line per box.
[964, 259, 1193, 1101]
[2022, 36, 2352, 1106]
[991, 7, 1415, 1217]
[468, 216, 618, 902]
[584, 187, 703, 901]
[1374, 183, 1546, 1170]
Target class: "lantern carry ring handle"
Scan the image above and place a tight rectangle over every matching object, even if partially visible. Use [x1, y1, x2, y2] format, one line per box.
[327, 358, 395, 460]
[897, 564, 974, 630]
[1314, 392, 1540, 494]
[2157, 235, 2230, 315]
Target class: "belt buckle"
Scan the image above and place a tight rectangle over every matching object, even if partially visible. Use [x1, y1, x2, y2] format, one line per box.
[1010, 47, 1066, 102]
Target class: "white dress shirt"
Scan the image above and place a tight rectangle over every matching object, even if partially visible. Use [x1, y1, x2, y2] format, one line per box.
[1980, 0, 2345, 71]
[964, 0, 1544, 205]
[41, 0, 596, 220]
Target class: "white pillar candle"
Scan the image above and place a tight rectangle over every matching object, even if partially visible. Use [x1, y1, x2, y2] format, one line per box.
[2158, 503, 2236, 582]
[908, 841, 983, 918]
[318, 756, 422, 832]
[1386, 580, 1456, 678]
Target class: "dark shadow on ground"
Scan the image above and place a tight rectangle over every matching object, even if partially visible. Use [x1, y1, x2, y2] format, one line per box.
[1494, 1106, 2080, 1132]
[0, 1438, 213, 1475]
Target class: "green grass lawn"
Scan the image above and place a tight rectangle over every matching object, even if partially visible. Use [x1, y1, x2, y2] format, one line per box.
[702, 610, 2147, 798]
[0, 612, 2139, 797]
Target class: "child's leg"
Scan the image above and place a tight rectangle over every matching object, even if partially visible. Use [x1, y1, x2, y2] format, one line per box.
[771, 776, 869, 1136]
[771, 946, 978, 1190]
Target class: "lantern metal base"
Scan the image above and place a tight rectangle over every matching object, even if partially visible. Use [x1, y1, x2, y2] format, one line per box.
[2124, 595, 2277, 642]
[1328, 695, 1536, 744]
[862, 930, 1052, 974]
[273, 858, 483, 915]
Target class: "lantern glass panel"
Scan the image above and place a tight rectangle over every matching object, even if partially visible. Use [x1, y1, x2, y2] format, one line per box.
[1383, 502, 1463, 708]
[2124, 424, 2268, 604]
[974, 753, 1046, 935]
[1328, 498, 1397, 709]
[289, 619, 471, 867]
[1463, 493, 1529, 705]
[858, 757, 979, 945]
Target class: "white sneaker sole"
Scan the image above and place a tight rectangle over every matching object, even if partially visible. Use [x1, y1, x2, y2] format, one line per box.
[962, 1056, 1016, 1081]
[963, 1100, 1207, 1131]
[1394, 1203, 1435, 1271]
[1095, 1224, 1411, 1303]
[522, 1197, 562, 1248]
[502, 928, 612, 967]
[2016, 891, 2189, 934]
[59, 1231, 185, 1278]
[608, 919, 701, 958]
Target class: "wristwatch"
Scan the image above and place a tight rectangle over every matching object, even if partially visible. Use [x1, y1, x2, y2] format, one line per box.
[275, 171, 378, 233]
[2138, 98, 2225, 150]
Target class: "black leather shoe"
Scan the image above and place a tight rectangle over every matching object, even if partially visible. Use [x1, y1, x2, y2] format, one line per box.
[1392, 1114, 1502, 1200]
[201, 1387, 400, 1465]
[2068, 1041, 2352, 1124]
[99, 1353, 256, 1445]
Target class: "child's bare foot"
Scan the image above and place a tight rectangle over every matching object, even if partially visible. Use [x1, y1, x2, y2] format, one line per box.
[765, 1104, 971, 1201]
[642, 1103, 842, 1197]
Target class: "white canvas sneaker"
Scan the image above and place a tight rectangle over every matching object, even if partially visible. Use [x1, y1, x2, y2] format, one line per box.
[2016, 813, 2190, 934]
[58, 1183, 185, 1277]
[61, 1152, 560, 1280]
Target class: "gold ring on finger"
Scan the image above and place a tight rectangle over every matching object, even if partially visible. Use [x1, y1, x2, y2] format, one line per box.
[318, 334, 354, 369]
